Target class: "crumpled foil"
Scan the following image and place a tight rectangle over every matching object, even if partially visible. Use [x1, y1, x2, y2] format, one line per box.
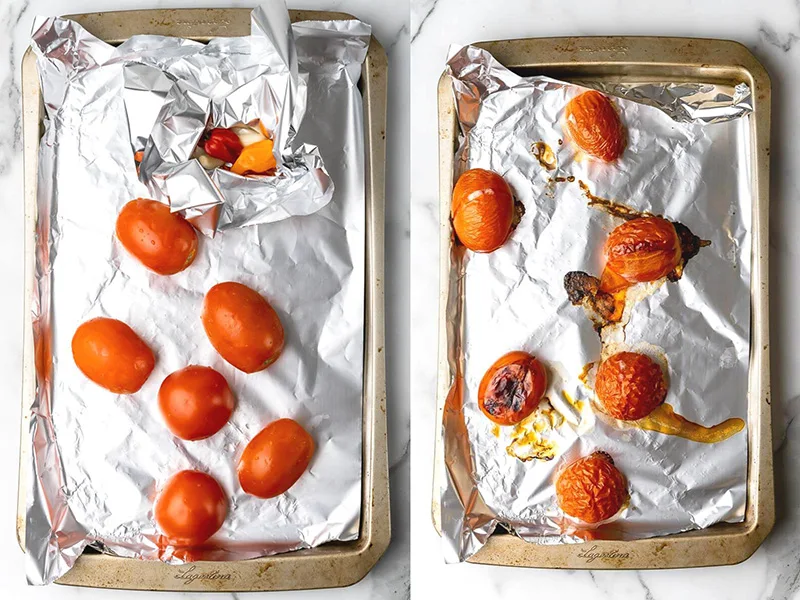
[27, 4, 371, 585]
[440, 45, 752, 562]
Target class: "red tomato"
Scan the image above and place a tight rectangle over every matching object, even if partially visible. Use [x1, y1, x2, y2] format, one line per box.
[72, 317, 155, 393]
[158, 366, 235, 440]
[451, 168, 514, 253]
[237, 419, 315, 499]
[116, 199, 198, 275]
[201, 282, 285, 373]
[478, 351, 547, 426]
[155, 470, 227, 546]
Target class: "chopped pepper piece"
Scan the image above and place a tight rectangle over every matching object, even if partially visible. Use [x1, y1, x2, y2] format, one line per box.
[204, 128, 243, 163]
[231, 139, 277, 175]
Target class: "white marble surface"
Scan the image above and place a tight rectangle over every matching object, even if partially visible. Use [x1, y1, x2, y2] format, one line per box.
[410, 1, 800, 599]
[0, 0, 408, 597]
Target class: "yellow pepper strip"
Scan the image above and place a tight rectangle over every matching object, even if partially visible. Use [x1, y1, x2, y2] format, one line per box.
[231, 139, 276, 175]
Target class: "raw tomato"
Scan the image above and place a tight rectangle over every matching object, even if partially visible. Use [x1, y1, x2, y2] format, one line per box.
[155, 470, 227, 545]
[71, 317, 155, 394]
[159, 366, 235, 440]
[116, 199, 198, 275]
[201, 282, 284, 373]
[237, 419, 314, 499]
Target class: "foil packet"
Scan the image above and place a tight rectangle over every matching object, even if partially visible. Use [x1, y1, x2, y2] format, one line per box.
[27, 3, 371, 585]
[441, 45, 753, 562]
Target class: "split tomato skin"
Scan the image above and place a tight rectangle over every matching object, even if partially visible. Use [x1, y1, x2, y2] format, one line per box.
[155, 470, 227, 546]
[556, 451, 628, 524]
[478, 351, 547, 426]
[603, 216, 681, 290]
[116, 199, 198, 276]
[71, 317, 155, 394]
[237, 419, 315, 499]
[564, 90, 627, 162]
[201, 282, 285, 373]
[158, 366, 235, 440]
[451, 168, 514, 253]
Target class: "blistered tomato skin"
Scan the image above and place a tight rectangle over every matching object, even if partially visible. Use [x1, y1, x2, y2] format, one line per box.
[602, 217, 681, 290]
[155, 470, 227, 546]
[478, 351, 547, 426]
[159, 366, 235, 440]
[116, 199, 198, 275]
[595, 352, 667, 421]
[564, 91, 627, 162]
[237, 419, 315, 499]
[556, 452, 628, 523]
[71, 317, 155, 394]
[202, 282, 285, 373]
[451, 168, 514, 253]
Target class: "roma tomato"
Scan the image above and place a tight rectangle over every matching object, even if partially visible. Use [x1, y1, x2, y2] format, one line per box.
[451, 168, 514, 253]
[564, 90, 627, 162]
[201, 282, 284, 373]
[478, 351, 547, 426]
[237, 419, 314, 499]
[158, 366, 235, 440]
[72, 317, 155, 393]
[603, 217, 681, 290]
[155, 470, 227, 545]
[116, 199, 198, 275]
[556, 451, 628, 523]
[595, 351, 667, 421]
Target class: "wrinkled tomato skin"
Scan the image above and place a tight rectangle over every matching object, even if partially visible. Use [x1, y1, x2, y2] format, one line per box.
[603, 217, 681, 289]
[564, 91, 627, 162]
[116, 199, 198, 275]
[201, 282, 285, 373]
[595, 352, 667, 421]
[237, 419, 315, 499]
[451, 169, 514, 253]
[155, 470, 227, 546]
[72, 317, 155, 394]
[556, 452, 627, 523]
[159, 366, 235, 440]
[478, 351, 547, 426]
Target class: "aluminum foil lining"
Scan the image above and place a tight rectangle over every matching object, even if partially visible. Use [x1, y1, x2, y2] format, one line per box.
[441, 44, 753, 562]
[27, 4, 371, 585]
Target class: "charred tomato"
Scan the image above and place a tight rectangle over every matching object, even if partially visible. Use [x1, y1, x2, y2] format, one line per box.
[478, 351, 547, 426]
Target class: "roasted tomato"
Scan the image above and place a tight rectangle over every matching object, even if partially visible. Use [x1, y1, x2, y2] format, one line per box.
[478, 351, 547, 426]
[237, 419, 315, 499]
[602, 217, 681, 292]
[595, 351, 667, 421]
[451, 168, 514, 253]
[158, 366, 235, 440]
[564, 90, 627, 162]
[201, 282, 285, 373]
[155, 470, 227, 545]
[116, 199, 198, 275]
[72, 317, 155, 394]
[556, 451, 628, 523]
